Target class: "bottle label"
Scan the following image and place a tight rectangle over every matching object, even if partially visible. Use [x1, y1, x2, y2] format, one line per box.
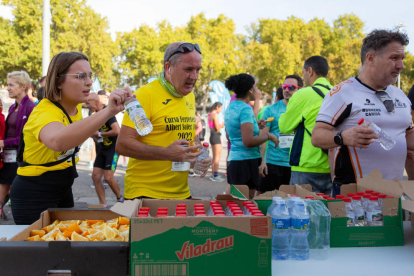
[126, 102, 142, 114]
[171, 161, 191, 171]
[367, 211, 383, 222]
[346, 215, 354, 225]
[291, 218, 309, 230]
[272, 218, 290, 229]
[354, 210, 365, 221]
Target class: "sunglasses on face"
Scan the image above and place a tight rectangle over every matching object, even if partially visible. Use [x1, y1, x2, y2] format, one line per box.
[60, 72, 96, 83]
[376, 90, 395, 113]
[167, 43, 202, 62]
[282, 84, 301, 91]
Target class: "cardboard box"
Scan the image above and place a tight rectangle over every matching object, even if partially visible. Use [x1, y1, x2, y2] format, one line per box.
[253, 184, 322, 214]
[328, 169, 404, 247]
[0, 208, 130, 276]
[400, 180, 414, 227]
[122, 198, 271, 276]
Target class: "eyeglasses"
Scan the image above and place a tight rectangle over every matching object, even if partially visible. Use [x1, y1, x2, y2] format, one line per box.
[376, 90, 395, 113]
[282, 84, 302, 91]
[60, 72, 96, 83]
[167, 43, 202, 62]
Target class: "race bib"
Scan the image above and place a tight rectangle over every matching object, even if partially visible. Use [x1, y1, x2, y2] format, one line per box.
[57, 148, 79, 161]
[171, 161, 191, 172]
[279, 134, 294, 149]
[2, 148, 17, 163]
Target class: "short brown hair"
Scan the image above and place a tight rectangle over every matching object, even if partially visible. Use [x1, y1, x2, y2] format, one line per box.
[361, 29, 409, 64]
[45, 52, 89, 102]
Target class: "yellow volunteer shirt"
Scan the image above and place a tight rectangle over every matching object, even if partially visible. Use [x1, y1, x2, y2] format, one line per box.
[122, 80, 196, 199]
[17, 99, 83, 177]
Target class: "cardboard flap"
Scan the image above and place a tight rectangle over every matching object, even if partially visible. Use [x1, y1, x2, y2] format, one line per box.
[89, 204, 105, 209]
[327, 201, 346, 218]
[110, 199, 140, 218]
[230, 185, 249, 199]
[254, 190, 289, 200]
[402, 200, 414, 213]
[279, 184, 312, 195]
[340, 184, 357, 195]
[400, 181, 414, 201]
[357, 168, 404, 198]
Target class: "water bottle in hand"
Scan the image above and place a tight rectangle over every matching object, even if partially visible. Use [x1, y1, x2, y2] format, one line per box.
[124, 96, 153, 136]
[358, 118, 395, 150]
[194, 143, 209, 175]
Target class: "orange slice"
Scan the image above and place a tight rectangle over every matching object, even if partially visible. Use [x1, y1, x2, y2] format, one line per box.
[55, 232, 67, 241]
[51, 220, 60, 226]
[85, 219, 105, 225]
[118, 217, 130, 226]
[30, 230, 46, 237]
[71, 232, 89, 241]
[87, 231, 105, 241]
[107, 218, 119, 229]
[44, 235, 55, 241]
[42, 225, 54, 233]
[189, 140, 199, 153]
[39, 238, 46, 241]
[105, 236, 124, 242]
[91, 221, 106, 230]
[118, 225, 129, 233]
[63, 230, 73, 238]
[25, 235, 40, 241]
[103, 225, 119, 240]
[67, 222, 83, 234]
[266, 117, 274, 122]
[120, 231, 129, 242]
[79, 221, 91, 229]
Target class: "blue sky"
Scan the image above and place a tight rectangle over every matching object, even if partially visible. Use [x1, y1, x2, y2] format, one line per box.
[1, 0, 413, 52]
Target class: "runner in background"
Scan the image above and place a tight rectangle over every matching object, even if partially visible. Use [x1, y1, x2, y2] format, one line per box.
[0, 71, 35, 220]
[224, 73, 278, 199]
[406, 84, 414, 180]
[10, 51, 132, 225]
[208, 102, 225, 182]
[86, 93, 124, 207]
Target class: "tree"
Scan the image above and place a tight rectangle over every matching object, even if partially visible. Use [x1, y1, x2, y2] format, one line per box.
[0, 0, 118, 90]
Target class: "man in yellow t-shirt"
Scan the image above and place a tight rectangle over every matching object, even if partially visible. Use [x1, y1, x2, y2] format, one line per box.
[117, 42, 212, 199]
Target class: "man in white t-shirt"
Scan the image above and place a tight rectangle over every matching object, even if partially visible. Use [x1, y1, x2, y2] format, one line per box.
[312, 29, 414, 197]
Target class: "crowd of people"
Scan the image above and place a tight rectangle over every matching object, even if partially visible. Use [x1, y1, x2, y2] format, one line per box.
[0, 28, 412, 224]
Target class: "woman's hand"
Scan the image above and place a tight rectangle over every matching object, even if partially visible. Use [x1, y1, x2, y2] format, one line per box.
[259, 162, 268, 177]
[107, 87, 134, 115]
[257, 119, 266, 129]
[268, 133, 279, 148]
[0, 140, 4, 148]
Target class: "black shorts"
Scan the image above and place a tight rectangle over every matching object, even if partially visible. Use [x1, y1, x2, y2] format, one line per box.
[10, 167, 75, 225]
[258, 164, 291, 192]
[0, 162, 18, 185]
[227, 158, 261, 190]
[209, 130, 221, 145]
[94, 147, 118, 171]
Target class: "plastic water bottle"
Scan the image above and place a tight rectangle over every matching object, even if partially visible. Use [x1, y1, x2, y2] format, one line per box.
[352, 196, 365, 226]
[378, 194, 387, 207]
[367, 196, 383, 226]
[194, 143, 210, 175]
[124, 96, 153, 136]
[343, 198, 354, 226]
[306, 200, 331, 260]
[97, 129, 104, 143]
[286, 197, 301, 216]
[266, 197, 281, 216]
[290, 200, 310, 260]
[270, 200, 290, 260]
[358, 118, 395, 150]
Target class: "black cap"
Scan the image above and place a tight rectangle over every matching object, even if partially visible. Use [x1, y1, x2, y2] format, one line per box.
[97, 90, 106, 95]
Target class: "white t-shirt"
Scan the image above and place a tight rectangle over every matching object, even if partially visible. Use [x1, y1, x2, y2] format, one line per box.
[316, 77, 412, 184]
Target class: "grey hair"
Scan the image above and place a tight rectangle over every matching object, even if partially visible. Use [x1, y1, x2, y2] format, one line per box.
[163, 41, 187, 70]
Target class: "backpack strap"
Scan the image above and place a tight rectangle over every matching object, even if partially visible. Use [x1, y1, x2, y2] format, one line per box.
[17, 102, 79, 178]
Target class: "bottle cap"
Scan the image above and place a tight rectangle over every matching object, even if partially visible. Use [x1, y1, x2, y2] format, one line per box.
[226, 201, 236, 206]
[209, 201, 219, 205]
[343, 198, 352, 202]
[158, 207, 168, 211]
[176, 210, 187, 215]
[234, 214, 244, 217]
[290, 195, 298, 197]
[365, 190, 373, 194]
[194, 204, 204, 208]
[140, 207, 150, 212]
[232, 210, 243, 215]
[369, 196, 379, 201]
[371, 192, 380, 196]
[336, 195, 345, 199]
[253, 213, 265, 216]
[138, 211, 149, 215]
[347, 193, 355, 197]
[251, 210, 263, 215]
[305, 196, 314, 199]
[215, 214, 226, 217]
[352, 196, 361, 200]
[378, 194, 387, 198]
[327, 197, 336, 200]
[203, 142, 209, 147]
[245, 203, 256, 208]
[356, 192, 364, 196]
[243, 201, 253, 206]
[358, 118, 365, 125]
[362, 194, 371, 198]
[214, 210, 225, 215]
[316, 193, 325, 196]
[176, 204, 187, 208]
[322, 195, 330, 199]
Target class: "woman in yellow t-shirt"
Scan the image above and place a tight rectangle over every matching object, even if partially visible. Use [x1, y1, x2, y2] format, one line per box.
[10, 52, 132, 225]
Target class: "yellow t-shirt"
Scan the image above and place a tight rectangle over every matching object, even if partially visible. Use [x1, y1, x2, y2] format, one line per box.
[17, 99, 83, 177]
[122, 80, 196, 199]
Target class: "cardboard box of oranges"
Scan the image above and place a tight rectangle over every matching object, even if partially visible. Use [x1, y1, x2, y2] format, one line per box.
[0, 207, 132, 276]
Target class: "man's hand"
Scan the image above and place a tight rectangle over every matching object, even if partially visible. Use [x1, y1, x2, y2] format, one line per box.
[342, 125, 378, 148]
[257, 119, 266, 129]
[194, 156, 212, 178]
[259, 162, 268, 177]
[164, 139, 202, 163]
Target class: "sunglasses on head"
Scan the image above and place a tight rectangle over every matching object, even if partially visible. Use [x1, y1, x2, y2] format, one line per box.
[282, 84, 301, 91]
[376, 90, 395, 113]
[167, 43, 202, 62]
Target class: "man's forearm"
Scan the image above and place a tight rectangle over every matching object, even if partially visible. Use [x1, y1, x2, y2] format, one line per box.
[116, 136, 167, 160]
[406, 129, 414, 151]
[311, 128, 337, 149]
[101, 129, 119, 137]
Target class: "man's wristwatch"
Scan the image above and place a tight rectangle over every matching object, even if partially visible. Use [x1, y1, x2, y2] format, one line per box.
[334, 130, 344, 146]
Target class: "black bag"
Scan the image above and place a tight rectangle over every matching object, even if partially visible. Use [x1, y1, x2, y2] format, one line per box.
[17, 101, 80, 178]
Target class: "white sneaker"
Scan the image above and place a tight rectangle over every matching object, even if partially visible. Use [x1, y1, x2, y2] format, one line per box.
[210, 176, 225, 182]
[91, 183, 95, 188]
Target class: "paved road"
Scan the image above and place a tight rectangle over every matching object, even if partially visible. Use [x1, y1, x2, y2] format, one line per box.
[0, 142, 229, 225]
